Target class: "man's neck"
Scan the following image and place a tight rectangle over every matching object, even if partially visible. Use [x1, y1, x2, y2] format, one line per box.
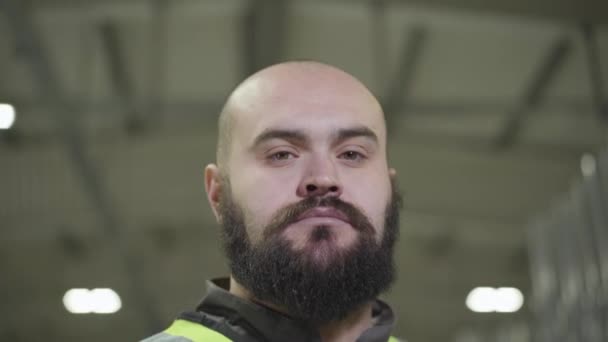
[317, 303, 373, 342]
[229, 277, 374, 342]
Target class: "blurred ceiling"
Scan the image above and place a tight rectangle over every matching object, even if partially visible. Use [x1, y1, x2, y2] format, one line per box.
[0, 0, 607, 341]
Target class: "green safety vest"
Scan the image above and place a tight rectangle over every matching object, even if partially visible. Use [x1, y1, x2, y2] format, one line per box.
[163, 319, 401, 342]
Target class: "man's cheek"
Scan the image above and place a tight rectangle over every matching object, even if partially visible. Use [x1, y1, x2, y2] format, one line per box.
[355, 197, 386, 238]
[241, 198, 283, 241]
[240, 207, 267, 243]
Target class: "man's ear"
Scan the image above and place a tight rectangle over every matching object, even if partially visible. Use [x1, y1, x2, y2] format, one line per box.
[204, 164, 222, 223]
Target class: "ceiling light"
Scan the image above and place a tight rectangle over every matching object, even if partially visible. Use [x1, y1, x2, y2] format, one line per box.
[63, 288, 92, 314]
[494, 287, 524, 313]
[90, 288, 122, 314]
[63, 288, 122, 314]
[466, 287, 496, 313]
[466, 287, 524, 313]
[0, 103, 15, 130]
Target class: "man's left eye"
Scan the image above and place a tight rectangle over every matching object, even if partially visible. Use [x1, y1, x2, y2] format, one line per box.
[339, 151, 365, 161]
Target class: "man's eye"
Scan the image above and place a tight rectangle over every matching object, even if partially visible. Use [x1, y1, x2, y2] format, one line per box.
[269, 151, 295, 161]
[339, 151, 365, 161]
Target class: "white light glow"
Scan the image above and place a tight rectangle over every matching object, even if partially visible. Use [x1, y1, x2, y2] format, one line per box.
[495, 287, 524, 313]
[581, 153, 596, 178]
[90, 288, 122, 314]
[63, 288, 92, 314]
[466, 287, 524, 313]
[63, 288, 121, 314]
[0, 103, 15, 129]
[466, 287, 496, 313]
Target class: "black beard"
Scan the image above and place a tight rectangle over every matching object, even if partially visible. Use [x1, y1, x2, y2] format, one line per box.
[218, 181, 402, 324]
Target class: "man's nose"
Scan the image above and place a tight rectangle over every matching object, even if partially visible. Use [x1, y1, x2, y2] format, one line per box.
[296, 157, 343, 198]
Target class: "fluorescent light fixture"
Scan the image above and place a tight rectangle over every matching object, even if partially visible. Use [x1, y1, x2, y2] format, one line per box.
[466, 287, 523, 313]
[63, 288, 92, 314]
[90, 288, 122, 314]
[63, 288, 122, 314]
[465, 287, 496, 313]
[0, 103, 15, 130]
[581, 153, 596, 178]
[494, 287, 524, 313]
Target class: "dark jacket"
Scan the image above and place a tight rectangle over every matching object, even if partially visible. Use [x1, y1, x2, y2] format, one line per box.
[142, 278, 402, 342]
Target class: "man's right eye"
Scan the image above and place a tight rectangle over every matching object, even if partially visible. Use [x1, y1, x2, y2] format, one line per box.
[268, 151, 295, 161]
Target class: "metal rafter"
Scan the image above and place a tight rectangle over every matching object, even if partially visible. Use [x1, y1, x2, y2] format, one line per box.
[494, 37, 571, 149]
[581, 23, 608, 124]
[7, 96, 600, 162]
[242, 0, 288, 76]
[99, 19, 143, 134]
[382, 25, 427, 132]
[0, 0, 161, 333]
[370, 0, 388, 90]
[145, 0, 169, 127]
[29, 0, 608, 25]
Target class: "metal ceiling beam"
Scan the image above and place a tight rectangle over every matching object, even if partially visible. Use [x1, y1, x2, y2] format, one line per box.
[99, 20, 144, 134]
[494, 37, 571, 149]
[31, 0, 608, 25]
[384, 0, 608, 25]
[370, 0, 388, 90]
[382, 26, 427, 132]
[11, 97, 600, 117]
[242, 0, 288, 76]
[145, 0, 169, 127]
[581, 24, 608, 124]
[7, 97, 602, 162]
[401, 130, 591, 163]
[0, 0, 161, 333]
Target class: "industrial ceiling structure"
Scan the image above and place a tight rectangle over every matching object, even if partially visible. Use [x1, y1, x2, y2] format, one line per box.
[1, 0, 607, 341]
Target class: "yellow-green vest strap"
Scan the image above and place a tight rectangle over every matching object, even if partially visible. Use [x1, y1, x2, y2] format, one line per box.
[164, 319, 232, 342]
[388, 336, 401, 342]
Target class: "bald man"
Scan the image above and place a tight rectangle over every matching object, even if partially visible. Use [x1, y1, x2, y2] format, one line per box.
[142, 61, 403, 342]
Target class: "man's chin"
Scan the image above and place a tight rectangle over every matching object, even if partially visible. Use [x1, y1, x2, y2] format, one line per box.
[273, 226, 361, 271]
[280, 223, 359, 252]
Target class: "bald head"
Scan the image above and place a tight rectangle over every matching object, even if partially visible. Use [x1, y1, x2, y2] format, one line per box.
[216, 61, 385, 170]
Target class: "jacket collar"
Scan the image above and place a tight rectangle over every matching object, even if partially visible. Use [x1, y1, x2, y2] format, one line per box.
[197, 277, 396, 342]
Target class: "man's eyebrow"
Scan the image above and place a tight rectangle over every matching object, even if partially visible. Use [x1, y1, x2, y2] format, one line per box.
[332, 126, 378, 144]
[251, 129, 309, 148]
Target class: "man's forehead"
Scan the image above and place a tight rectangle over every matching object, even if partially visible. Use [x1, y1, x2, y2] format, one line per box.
[226, 63, 386, 144]
[230, 63, 382, 111]
[236, 105, 386, 148]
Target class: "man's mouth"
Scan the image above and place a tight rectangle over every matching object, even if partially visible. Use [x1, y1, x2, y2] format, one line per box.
[295, 207, 351, 225]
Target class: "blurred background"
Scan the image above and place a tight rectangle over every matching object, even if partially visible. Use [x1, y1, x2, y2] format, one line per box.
[0, 0, 607, 341]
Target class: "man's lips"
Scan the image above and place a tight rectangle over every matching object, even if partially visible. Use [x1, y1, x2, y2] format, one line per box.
[295, 207, 351, 224]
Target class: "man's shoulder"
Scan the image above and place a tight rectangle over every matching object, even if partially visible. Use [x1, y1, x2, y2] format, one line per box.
[140, 318, 233, 342]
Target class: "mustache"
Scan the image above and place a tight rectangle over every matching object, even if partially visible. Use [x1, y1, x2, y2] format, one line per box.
[262, 196, 375, 239]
